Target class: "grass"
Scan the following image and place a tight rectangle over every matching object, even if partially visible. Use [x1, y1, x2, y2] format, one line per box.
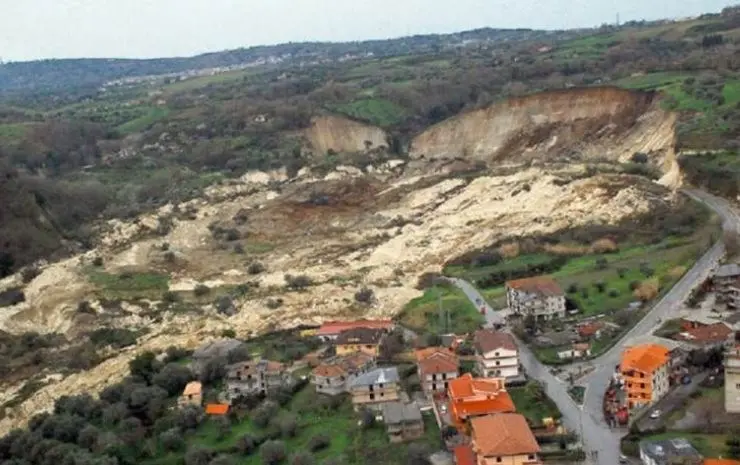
[398, 285, 484, 335]
[328, 98, 408, 127]
[568, 386, 585, 405]
[509, 382, 562, 427]
[117, 106, 170, 134]
[0, 122, 33, 145]
[87, 269, 169, 299]
[614, 72, 691, 90]
[160, 384, 442, 465]
[641, 431, 730, 457]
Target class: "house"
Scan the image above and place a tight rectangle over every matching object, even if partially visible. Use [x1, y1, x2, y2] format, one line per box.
[724, 312, 740, 331]
[620, 343, 670, 409]
[624, 335, 691, 369]
[225, 359, 291, 401]
[577, 321, 604, 339]
[639, 438, 702, 465]
[315, 319, 394, 341]
[454, 445, 476, 465]
[725, 344, 740, 413]
[205, 403, 230, 416]
[415, 347, 459, 397]
[505, 276, 566, 320]
[381, 401, 424, 442]
[448, 373, 516, 429]
[681, 315, 720, 331]
[473, 330, 520, 379]
[470, 413, 542, 465]
[335, 327, 385, 357]
[349, 367, 401, 409]
[714, 264, 740, 306]
[557, 343, 591, 360]
[311, 352, 376, 396]
[675, 322, 735, 349]
[178, 381, 203, 407]
[704, 460, 740, 465]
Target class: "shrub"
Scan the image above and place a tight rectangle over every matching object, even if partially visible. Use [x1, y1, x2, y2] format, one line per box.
[162, 291, 180, 303]
[307, 434, 330, 452]
[639, 262, 655, 277]
[595, 257, 608, 270]
[629, 280, 640, 291]
[92, 256, 104, 267]
[160, 428, 185, 452]
[608, 289, 620, 298]
[225, 229, 241, 241]
[252, 402, 279, 428]
[284, 274, 313, 290]
[594, 281, 606, 293]
[567, 283, 578, 294]
[248, 262, 266, 275]
[233, 244, 245, 254]
[221, 329, 237, 338]
[266, 298, 284, 309]
[617, 267, 628, 279]
[289, 452, 314, 465]
[89, 328, 138, 349]
[634, 278, 660, 302]
[215, 296, 236, 316]
[21, 266, 41, 283]
[194, 284, 210, 297]
[631, 152, 649, 164]
[235, 434, 257, 456]
[354, 287, 374, 304]
[580, 288, 589, 298]
[260, 440, 287, 465]
[277, 414, 297, 438]
[0, 287, 25, 307]
[77, 300, 95, 314]
[163, 251, 177, 263]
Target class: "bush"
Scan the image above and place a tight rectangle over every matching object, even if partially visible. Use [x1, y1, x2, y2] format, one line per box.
[163, 291, 180, 303]
[631, 153, 649, 164]
[634, 279, 660, 302]
[594, 281, 606, 293]
[289, 452, 314, 465]
[266, 298, 284, 309]
[221, 329, 237, 338]
[277, 414, 297, 438]
[253, 402, 279, 428]
[260, 440, 287, 465]
[233, 244, 245, 254]
[77, 300, 95, 314]
[248, 262, 266, 275]
[639, 262, 655, 277]
[608, 289, 620, 298]
[194, 284, 210, 297]
[160, 428, 185, 452]
[617, 268, 628, 279]
[235, 434, 258, 456]
[354, 287, 374, 304]
[629, 280, 640, 291]
[92, 256, 104, 267]
[567, 283, 578, 294]
[21, 266, 41, 283]
[215, 296, 236, 316]
[89, 328, 138, 349]
[307, 434, 330, 452]
[284, 274, 313, 290]
[163, 251, 177, 263]
[595, 257, 608, 270]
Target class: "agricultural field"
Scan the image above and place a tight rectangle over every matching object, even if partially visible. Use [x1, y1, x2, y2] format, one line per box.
[398, 284, 484, 337]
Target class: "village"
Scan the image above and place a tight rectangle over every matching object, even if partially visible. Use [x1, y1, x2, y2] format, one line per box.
[165, 251, 740, 465]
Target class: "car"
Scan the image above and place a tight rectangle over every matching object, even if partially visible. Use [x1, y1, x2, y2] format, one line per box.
[619, 454, 629, 463]
[649, 409, 661, 419]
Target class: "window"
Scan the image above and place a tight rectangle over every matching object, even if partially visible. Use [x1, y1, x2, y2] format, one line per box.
[379, 383, 384, 389]
[380, 392, 384, 397]
[495, 360, 500, 366]
[736, 383, 740, 390]
[528, 455, 535, 460]
[495, 352, 500, 357]
[432, 374, 437, 381]
[496, 458, 502, 463]
[640, 383, 645, 389]
[370, 393, 375, 400]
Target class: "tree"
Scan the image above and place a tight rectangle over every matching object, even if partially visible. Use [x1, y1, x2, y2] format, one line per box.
[354, 287, 374, 304]
[276, 414, 297, 438]
[77, 425, 100, 450]
[247, 262, 265, 275]
[129, 351, 159, 384]
[307, 435, 330, 452]
[290, 452, 314, 465]
[210, 455, 236, 465]
[407, 443, 431, 465]
[284, 274, 312, 291]
[185, 447, 214, 465]
[260, 440, 287, 465]
[594, 281, 606, 293]
[379, 329, 405, 360]
[422, 333, 442, 348]
[523, 314, 537, 334]
[595, 257, 608, 270]
[359, 408, 375, 429]
[235, 434, 257, 456]
[252, 402, 279, 429]
[152, 363, 194, 396]
[724, 230, 740, 257]
[200, 356, 227, 385]
[159, 428, 184, 452]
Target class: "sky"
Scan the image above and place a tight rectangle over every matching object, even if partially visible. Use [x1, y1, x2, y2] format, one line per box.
[1, 0, 737, 62]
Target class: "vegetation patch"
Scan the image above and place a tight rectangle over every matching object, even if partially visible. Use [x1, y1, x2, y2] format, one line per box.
[328, 98, 408, 127]
[87, 269, 170, 299]
[398, 284, 484, 335]
[509, 381, 562, 427]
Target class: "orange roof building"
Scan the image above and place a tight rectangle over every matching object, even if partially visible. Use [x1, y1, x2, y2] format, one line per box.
[620, 343, 670, 409]
[316, 319, 394, 340]
[178, 381, 203, 407]
[414, 347, 460, 397]
[205, 403, 229, 415]
[704, 460, 740, 465]
[448, 373, 516, 430]
[471, 413, 542, 465]
[505, 276, 566, 320]
[453, 445, 476, 465]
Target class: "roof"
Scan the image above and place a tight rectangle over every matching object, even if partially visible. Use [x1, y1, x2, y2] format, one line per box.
[416, 349, 459, 375]
[182, 381, 202, 396]
[449, 374, 516, 419]
[316, 319, 394, 336]
[449, 373, 506, 398]
[471, 414, 540, 456]
[704, 460, 740, 465]
[725, 312, 740, 325]
[474, 330, 517, 353]
[205, 404, 229, 415]
[639, 438, 702, 464]
[505, 276, 563, 297]
[335, 327, 385, 345]
[621, 343, 669, 374]
[227, 359, 284, 377]
[312, 352, 375, 378]
[381, 402, 423, 425]
[453, 445, 476, 465]
[683, 315, 723, 326]
[349, 367, 399, 388]
[624, 334, 690, 352]
[573, 343, 591, 351]
[676, 322, 733, 344]
[716, 263, 740, 278]
[577, 321, 605, 337]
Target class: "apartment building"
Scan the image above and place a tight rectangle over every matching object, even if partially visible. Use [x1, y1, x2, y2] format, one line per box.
[619, 343, 670, 409]
[505, 276, 566, 320]
[474, 330, 520, 379]
[726, 344, 740, 413]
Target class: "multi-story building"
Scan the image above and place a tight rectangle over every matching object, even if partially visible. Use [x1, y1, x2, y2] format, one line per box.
[725, 344, 740, 413]
[470, 413, 542, 465]
[474, 330, 520, 379]
[414, 347, 459, 397]
[310, 352, 376, 396]
[381, 401, 425, 443]
[714, 263, 740, 307]
[505, 276, 566, 320]
[619, 343, 670, 409]
[178, 381, 203, 407]
[349, 367, 400, 409]
[639, 438, 702, 465]
[335, 327, 386, 357]
[448, 373, 516, 430]
[225, 359, 291, 401]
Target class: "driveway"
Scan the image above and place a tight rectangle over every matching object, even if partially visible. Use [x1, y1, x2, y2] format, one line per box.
[445, 189, 739, 464]
[634, 371, 709, 432]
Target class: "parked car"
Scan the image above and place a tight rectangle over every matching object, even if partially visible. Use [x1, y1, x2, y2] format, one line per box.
[619, 454, 629, 463]
[649, 410, 661, 419]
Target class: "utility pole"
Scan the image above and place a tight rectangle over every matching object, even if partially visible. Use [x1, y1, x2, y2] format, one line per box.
[616, 13, 620, 27]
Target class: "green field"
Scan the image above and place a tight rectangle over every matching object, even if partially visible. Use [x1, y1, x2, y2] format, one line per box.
[328, 98, 408, 127]
[509, 381, 562, 427]
[117, 106, 170, 134]
[87, 269, 170, 299]
[398, 285, 484, 335]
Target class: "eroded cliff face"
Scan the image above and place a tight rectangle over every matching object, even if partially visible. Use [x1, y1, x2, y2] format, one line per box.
[409, 87, 679, 185]
[304, 115, 389, 155]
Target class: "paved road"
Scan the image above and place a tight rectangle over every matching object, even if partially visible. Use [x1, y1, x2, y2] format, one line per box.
[446, 189, 739, 465]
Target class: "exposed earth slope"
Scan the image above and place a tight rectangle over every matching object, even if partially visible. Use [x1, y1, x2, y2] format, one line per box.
[0, 87, 685, 432]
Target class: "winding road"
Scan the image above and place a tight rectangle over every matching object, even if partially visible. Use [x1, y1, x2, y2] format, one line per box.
[446, 189, 739, 465]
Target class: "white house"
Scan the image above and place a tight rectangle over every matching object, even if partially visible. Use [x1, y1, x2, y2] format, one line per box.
[505, 276, 566, 320]
[473, 329, 520, 379]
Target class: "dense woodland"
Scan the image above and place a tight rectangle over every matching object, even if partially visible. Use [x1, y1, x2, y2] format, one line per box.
[2, 9, 740, 277]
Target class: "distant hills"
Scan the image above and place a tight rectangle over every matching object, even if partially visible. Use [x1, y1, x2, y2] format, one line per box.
[0, 28, 580, 96]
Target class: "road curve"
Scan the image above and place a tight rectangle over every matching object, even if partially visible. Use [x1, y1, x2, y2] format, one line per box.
[445, 189, 738, 465]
